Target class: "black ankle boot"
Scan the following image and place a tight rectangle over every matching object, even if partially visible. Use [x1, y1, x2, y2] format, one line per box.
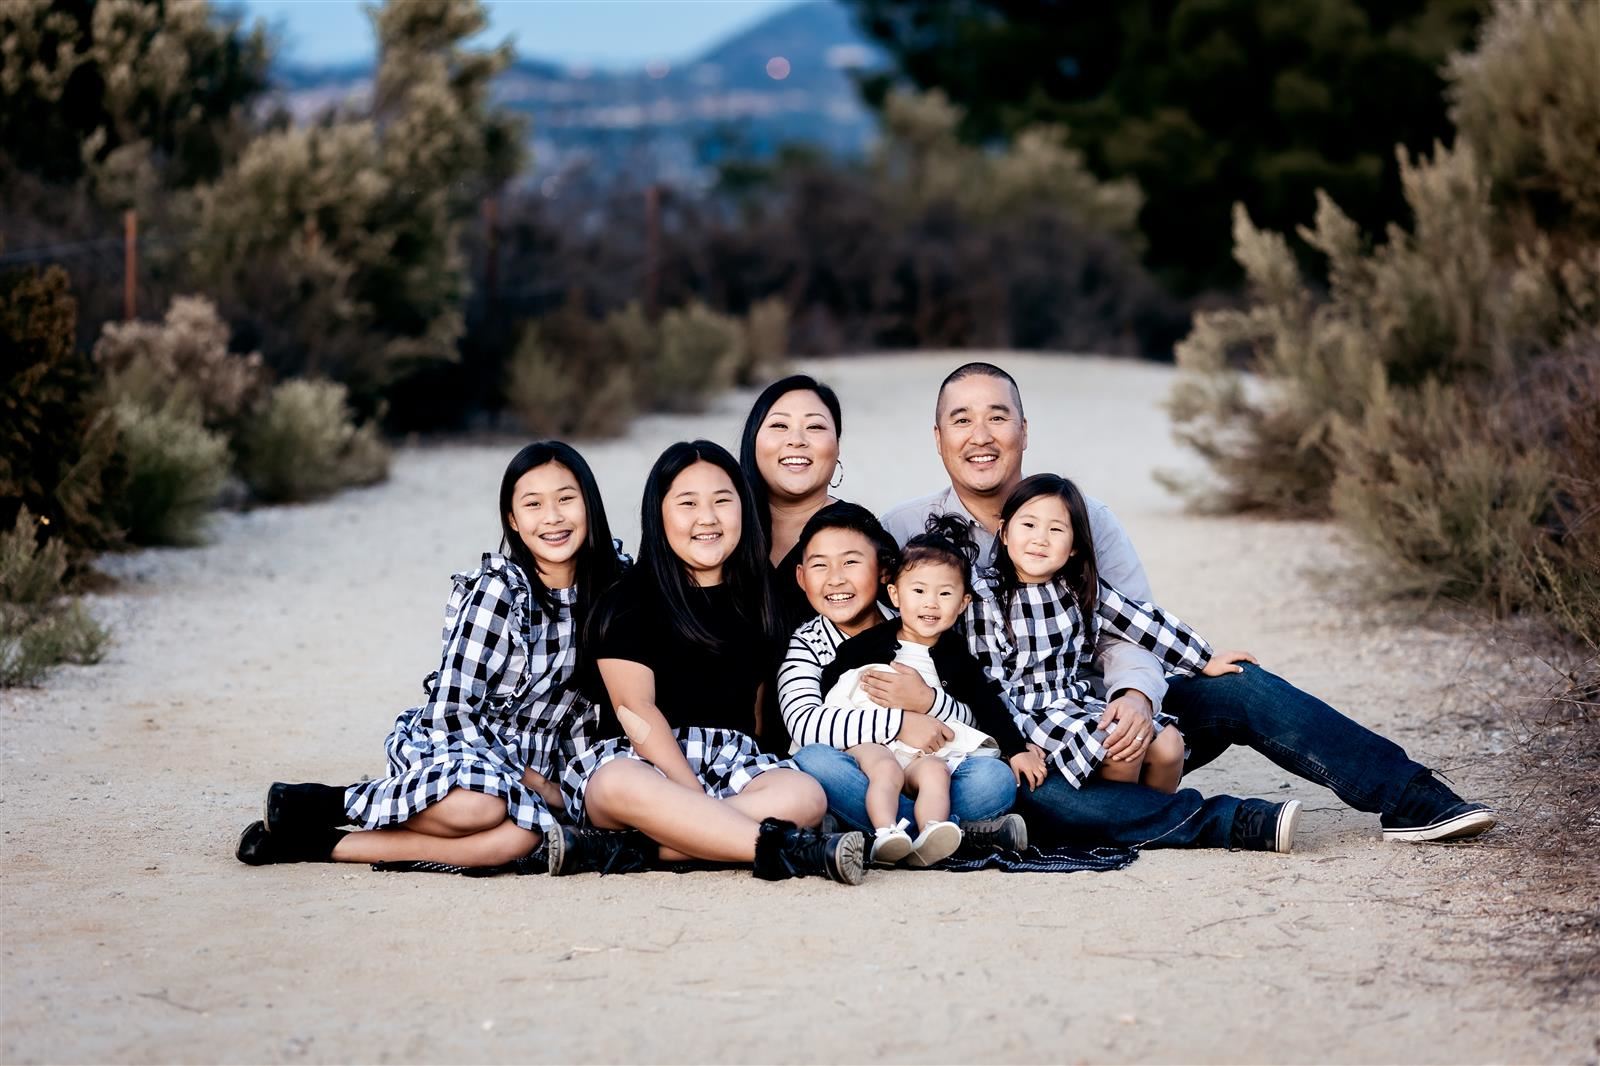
[546, 826, 654, 876]
[236, 820, 348, 866]
[265, 782, 351, 833]
[752, 818, 865, 884]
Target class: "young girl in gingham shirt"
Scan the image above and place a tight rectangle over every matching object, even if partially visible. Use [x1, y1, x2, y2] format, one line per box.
[235, 442, 626, 869]
[966, 474, 1256, 792]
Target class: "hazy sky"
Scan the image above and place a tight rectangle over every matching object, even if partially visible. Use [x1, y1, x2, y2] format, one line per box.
[235, 0, 797, 69]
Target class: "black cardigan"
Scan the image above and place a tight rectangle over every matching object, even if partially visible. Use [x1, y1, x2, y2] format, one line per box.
[821, 621, 1029, 758]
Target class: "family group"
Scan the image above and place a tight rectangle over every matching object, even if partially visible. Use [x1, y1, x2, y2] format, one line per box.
[235, 363, 1496, 885]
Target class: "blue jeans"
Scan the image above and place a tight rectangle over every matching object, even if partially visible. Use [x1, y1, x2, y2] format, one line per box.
[791, 744, 1017, 833]
[1018, 663, 1428, 850]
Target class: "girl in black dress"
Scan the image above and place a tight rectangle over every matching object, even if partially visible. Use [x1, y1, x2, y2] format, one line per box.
[553, 441, 866, 883]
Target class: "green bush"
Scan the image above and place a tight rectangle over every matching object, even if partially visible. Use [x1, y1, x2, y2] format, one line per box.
[0, 266, 121, 564]
[110, 399, 231, 546]
[0, 508, 108, 688]
[505, 302, 642, 438]
[653, 302, 744, 414]
[235, 379, 390, 503]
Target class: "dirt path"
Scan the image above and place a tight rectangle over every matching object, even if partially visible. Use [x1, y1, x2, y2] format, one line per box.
[2, 353, 1592, 1064]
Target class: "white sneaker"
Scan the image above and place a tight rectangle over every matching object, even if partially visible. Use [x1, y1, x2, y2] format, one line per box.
[906, 820, 962, 867]
[869, 819, 914, 866]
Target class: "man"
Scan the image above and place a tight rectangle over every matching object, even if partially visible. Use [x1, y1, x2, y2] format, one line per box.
[880, 361, 1496, 850]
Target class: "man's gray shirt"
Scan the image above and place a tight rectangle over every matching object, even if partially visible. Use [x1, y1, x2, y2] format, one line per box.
[880, 485, 1170, 713]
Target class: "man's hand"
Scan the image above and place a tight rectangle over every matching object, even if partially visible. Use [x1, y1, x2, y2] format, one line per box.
[1098, 690, 1155, 762]
[860, 663, 937, 713]
[895, 711, 955, 753]
[1203, 650, 1259, 677]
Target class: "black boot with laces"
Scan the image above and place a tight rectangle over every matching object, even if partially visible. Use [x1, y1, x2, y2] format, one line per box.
[264, 782, 351, 833]
[546, 825, 654, 876]
[752, 818, 865, 884]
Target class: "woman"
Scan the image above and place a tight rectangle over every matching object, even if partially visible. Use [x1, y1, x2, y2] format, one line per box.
[738, 374, 845, 630]
[779, 503, 1029, 854]
[236, 441, 627, 868]
[552, 440, 866, 884]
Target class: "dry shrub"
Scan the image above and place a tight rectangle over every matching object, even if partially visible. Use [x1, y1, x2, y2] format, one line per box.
[653, 302, 744, 414]
[1329, 377, 1554, 610]
[235, 380, 390, 504]
[1165, 204, 1380, 515]
[109, 398, 231, 546]
[0, 507, 108, 688]
[0, 266, 122, 563]
[505, 302, 642, 439]
[1449, 0, 1600, 229]
[93, 295, 266, 430]
[739, 297, 790, 387]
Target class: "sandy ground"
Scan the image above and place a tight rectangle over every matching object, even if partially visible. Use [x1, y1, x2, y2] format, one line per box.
[2, 352, 1595, 1064]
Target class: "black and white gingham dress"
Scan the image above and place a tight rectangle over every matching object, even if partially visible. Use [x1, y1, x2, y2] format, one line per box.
[966, 569, 1214, 788]
[559, 727, 791, 824]
[343, 554, 595, 836]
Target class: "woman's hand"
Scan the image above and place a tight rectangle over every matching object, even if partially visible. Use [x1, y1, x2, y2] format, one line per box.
[521, 767, 564, 811]
[896, 711, 955, 753]
[860, 663, 937, 712]
[1202, 650, 1259, 677]
[1009, 744, 1048, 790]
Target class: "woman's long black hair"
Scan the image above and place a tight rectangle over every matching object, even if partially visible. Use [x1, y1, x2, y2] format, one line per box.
[993, 473, 1100, 623]
[737, 374, 843, 544]
[601, 439, 783, 653]
[498, 441, 624, 637]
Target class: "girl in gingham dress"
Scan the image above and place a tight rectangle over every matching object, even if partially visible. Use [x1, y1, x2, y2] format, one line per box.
[967, 474, 1257, 793]
[236, 442, 626, 869]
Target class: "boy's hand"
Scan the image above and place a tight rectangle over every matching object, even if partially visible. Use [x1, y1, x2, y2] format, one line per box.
[861, 664, 936, 712]
[1009, 745, 1048, 790]
[1202, 650, 1259, 677]
[896, 711, 955, 753]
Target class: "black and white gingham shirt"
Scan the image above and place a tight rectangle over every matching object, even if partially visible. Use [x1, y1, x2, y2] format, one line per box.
[966, 569, 1213, 714]
[777, 604, 976, 753]
[881, 485, 1171, 710]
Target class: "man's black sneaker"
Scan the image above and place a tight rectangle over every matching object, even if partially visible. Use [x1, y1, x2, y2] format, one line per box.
[1229, 799, 1302, 853]
[236, 820, 347, 865]
[265, 782, 351, 834]
[1381, 771, 1496, 842]
[752, 818, 865, 884]
[546, 826, 654, 876]
[956, 812, 1029, 855]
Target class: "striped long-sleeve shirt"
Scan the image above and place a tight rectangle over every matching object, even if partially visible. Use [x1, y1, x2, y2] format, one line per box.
[777, 605, 975, 753]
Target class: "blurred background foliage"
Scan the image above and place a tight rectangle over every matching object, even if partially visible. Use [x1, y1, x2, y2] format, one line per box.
[1, 0, 1596, 688]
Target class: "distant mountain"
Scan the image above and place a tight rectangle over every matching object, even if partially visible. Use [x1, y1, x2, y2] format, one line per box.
[269, 0, 885, 189]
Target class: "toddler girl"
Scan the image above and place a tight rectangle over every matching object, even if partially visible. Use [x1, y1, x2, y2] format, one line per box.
[822, 515, 1045, 866]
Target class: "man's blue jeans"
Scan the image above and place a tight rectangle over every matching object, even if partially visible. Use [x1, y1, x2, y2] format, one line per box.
[1018, 663, 1429, 849]
[791, 744, 1017, 833]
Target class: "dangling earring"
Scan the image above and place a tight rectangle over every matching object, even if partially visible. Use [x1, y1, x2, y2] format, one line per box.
[830, 459, 844, 489]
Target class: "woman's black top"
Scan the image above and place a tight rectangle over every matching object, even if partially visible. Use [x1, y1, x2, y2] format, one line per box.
[590, 569, 771, 740]
[821, 621, 1031, 758]
[769, 537, 814, 632]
